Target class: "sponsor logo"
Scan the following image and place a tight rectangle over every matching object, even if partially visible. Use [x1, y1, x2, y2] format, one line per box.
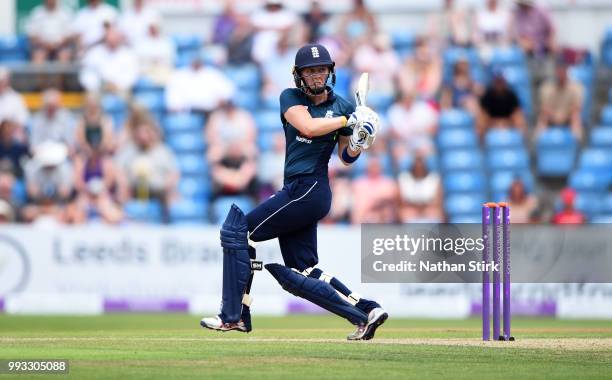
[325, 110, 334, 118]
[0, 235, 30, 296]
[296, 135, 312, 144]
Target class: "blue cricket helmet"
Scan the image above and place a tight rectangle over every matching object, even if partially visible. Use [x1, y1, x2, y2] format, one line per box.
[293, 44, 336, 93]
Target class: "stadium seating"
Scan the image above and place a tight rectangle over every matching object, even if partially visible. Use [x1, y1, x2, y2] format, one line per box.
[444, 193, 485, 216]
[176, 153, 207, 176]
[489, 46, 526, 68]
[0, 35, 29, 63]
[484, 128, 524, 149]
[601, 105, 612, 126]
[486, 148, 529, 171]
[211, 196, 255, 224]
[255, 110, 281, 133]
[443, 171, 486, 193]
[178, 177, 210, 201]
[167, 134, 206, 154]
[440, 149, 483, 172]
[536, 128, 578, 177]
[439, 109, 474, 130]
[163, 112, 204, 135]
[590, 126, 612, 147]
[170, 199, 208, 224]
[578, 148, 612, 171]
[437, 129, 478, 150]
[124, 200, 163, 223]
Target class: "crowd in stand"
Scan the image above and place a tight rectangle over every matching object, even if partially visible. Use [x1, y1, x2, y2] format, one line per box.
[0, 0, 606, 225]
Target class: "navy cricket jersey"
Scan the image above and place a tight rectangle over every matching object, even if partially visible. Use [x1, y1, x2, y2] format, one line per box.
[279, 87, 355, 179]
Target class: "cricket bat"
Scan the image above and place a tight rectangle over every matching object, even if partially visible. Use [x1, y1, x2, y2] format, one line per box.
[355, 72, 369, 107]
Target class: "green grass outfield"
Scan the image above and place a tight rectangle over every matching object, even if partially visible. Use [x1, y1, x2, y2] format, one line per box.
[1, 314, 612, 379]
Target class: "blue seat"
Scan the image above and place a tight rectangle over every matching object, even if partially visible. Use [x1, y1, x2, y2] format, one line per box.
[170, 199, 208, 223]
[574, 192, 602, 219]
[591, 215, 612, 223]
[124, 200, 163, 223]
[489, 46, 526, 67]
[397, 154, 438, 173]
[334, 67, 352, 99]
[101, 94, 127, 131]
[437, 129, 477, 150]
[367, 93, 395, 113]
[211, 196, 255, 224]
[0, 35, 28, 62]
[440, 149, 483, 171]
[484, 128, 524, 149]
[167, 134, 206, 153]
[443, 172, 485, 193]
[608, 87, 612, 104]
[176, 153, 207, 176]
[578, 148, 612, 171]
[172, 34, 202, 52]
[255, 110, 281, 133]
[224, 64, 260, 91]
[350, 154, 394, 178]
[487, 148, 529, 171]
[439, 109, 474, 130]
[590, 126, 612, 147]
[133, 77, 164, 94]
[178, 177, 210, 200]
[603, 193, 612, 214]
[163, 113, 204, 134]
[232, 90, 260, 112]
[536, 128, 578, 177]
[500, 66, 530, 87]
[391, 30, 415, 50]
[445, 193, 485, 216]
[134, 92, 165, 113]
[601, 106, 612, 126]
[489, 170, 534, 195]
[569, 170, 610, 192]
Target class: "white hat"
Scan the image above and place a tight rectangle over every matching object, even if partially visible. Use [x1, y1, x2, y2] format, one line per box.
[35, 141, 68, 167]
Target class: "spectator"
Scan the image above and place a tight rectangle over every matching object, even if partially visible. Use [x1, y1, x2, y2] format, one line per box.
[226, 14, 255, 65]
[337, 0, 378, 49]
[72, 0, 118, 51]
[205, 100, 257, 162]
[398, 155, 443, 223]
[29, 88, 76, 151]
[261, 31, 299, 106]
[478, 70, 526, 137]
[251, 0, 301, 64]
[212, 0, 240, 45]
[0, 67, 29, 130]
[257, 133, 285, 200]
[210, 141, 258, 200]
[165, 57, 235, 115]
[473, 0, 512, 62]
[135, 19, 175, 86]
[552, 187, 585, 224]
[324, 167, 352, 224]
[0, 119, 30, 179]
[387, 88, 439, 159]
[115, 118, 178, 223]
[64, 178, 123, 224]
[26, 0, 74, 63]
[80, 27, 139, 95]
[511, 0, 555, 59]
[24, 141, 73, 204]
[351, 156, 399, 224]
[396, 37, 442, 101]
[303, 0, 329, 43]
[352, 33, 400, 98]
[73, 117, 127, 203]
[507, 178, 537, 223]
[427, 0, 471, 50]
[440, 57, 484, 116]
[75, 94, 115, 154]
[535, 59, 583, 141]
[118, 0, 160, 46]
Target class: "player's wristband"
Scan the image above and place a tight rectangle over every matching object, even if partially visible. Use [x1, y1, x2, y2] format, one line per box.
[342, 146, 360, 164]
[340, 116, 348, 127]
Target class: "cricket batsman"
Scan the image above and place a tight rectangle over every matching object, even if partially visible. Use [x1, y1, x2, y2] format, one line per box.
[200, 44, 387, 340]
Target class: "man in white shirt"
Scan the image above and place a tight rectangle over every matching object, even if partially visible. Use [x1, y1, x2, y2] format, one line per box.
[165, 57, 235, 114]
[118, 0, 161, 46]
[250, 0, 300, 64]
[79, 27, 139, 94]
[135, 20, 175, 86]
[26, 0, 74, 63]
[0, 67, 29, 130]
[29, 88, 76, 151]
[72, 0, 118, 51]
[388, 88, 439, 159]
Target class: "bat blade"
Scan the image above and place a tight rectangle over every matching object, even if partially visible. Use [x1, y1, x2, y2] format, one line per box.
[355, 72, 369, 107]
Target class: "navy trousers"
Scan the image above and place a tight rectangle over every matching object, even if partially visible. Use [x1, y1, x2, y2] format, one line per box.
[246, 175, 331, 271]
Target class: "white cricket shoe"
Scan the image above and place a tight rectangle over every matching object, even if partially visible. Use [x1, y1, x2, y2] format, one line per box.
[346, 307, 388, 341]
[200, 315, 248, 333]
